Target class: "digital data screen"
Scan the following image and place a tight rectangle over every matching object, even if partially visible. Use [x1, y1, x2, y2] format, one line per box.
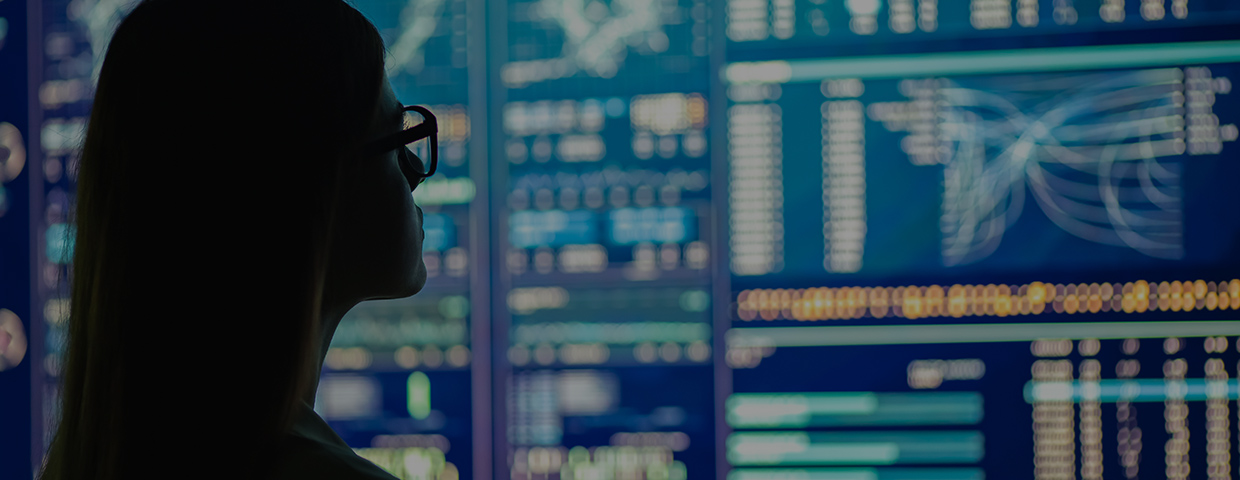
[723, 0, 1240, 49]
[17, 1, 1240, 479]
[496, 1, 715, 479]
[723, 4, 1240, 480]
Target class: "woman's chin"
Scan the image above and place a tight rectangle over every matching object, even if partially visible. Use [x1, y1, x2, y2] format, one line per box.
[406, 262, 429, 295]
[364, 261, 428, 301]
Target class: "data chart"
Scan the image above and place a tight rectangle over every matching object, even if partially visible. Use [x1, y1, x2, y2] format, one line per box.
[725, 43, 1240, 281]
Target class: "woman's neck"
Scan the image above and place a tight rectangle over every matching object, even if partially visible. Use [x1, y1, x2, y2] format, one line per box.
[306, 302, 351, 406]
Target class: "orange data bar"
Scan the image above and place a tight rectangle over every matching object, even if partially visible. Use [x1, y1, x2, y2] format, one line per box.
[737, 280, 1240, 322]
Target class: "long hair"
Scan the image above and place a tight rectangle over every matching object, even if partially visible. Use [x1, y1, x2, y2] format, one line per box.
[40, 1, 387, 478]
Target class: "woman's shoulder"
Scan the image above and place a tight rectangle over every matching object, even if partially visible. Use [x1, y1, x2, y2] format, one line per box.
[268, 434, 399, 480]
[266, 403, 399, 480]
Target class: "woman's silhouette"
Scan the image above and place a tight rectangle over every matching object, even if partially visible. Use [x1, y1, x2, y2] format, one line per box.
[40, 1, 428, 478]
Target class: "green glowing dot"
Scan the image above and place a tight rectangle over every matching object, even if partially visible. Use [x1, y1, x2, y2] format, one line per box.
[679, 290, 710, 312]
[568, 446, 590, 465]
[670, 461, 687, 480]
[407, 372, 431, 420]
[439, 295, 470, 319]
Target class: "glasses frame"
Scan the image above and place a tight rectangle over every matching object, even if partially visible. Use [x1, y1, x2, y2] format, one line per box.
[362, 105, 438, 187]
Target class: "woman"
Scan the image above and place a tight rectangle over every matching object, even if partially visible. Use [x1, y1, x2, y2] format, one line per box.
[40, 0, 429, 478]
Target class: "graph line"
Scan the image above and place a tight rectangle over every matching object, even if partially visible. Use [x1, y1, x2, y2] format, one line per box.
[385, 0, 448, 76]
[936, 68, 1188, 265]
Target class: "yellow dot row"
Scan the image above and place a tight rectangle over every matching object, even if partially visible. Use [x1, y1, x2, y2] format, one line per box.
[324, 345, 471, 370]
[512, 446, 679, 476]
[737, 280, 1240, 321]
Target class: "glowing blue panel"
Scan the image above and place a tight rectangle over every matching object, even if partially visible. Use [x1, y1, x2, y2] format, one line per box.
[509, 210, 599, 248]
[607, 207, 696, 245]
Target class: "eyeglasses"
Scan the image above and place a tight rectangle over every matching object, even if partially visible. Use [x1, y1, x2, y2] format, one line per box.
[362, 105, 438, 190]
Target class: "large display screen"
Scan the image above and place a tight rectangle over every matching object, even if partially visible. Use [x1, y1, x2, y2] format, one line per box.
[722, 2, 1240, 480]
[17, 1, 1240, 479]
[495, 1, 714, 479]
